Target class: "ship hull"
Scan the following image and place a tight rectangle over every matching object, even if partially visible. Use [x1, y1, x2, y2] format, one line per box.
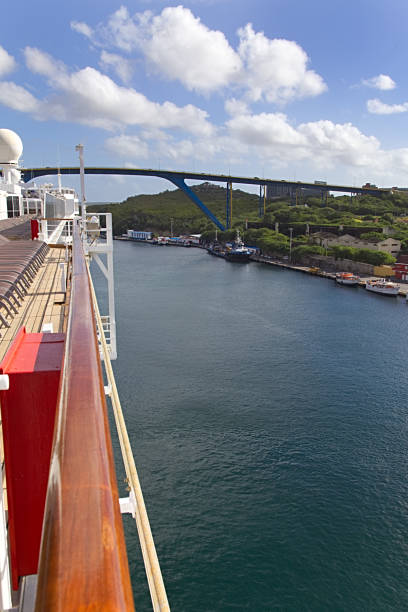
[224, 252, 251, 263]
[365, 282, 399, 296]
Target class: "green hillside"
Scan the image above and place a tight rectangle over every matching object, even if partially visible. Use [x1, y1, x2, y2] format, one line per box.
[89, 182, 408, 256]
[89, 182, 261, 235]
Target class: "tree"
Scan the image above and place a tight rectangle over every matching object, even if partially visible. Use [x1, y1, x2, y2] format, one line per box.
[291, 245, 325, 262]
[359, 232, 384, 241]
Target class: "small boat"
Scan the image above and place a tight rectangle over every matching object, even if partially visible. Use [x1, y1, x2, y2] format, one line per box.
[335, 272, 360, 286]
[207, 243, 225, 258]
[207, 228, 225, 258]
[224, 231, 251, 263]
[365, 278, 400, 296]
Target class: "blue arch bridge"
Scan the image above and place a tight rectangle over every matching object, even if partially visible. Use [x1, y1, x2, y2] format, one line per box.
[21, 166, 390, 232]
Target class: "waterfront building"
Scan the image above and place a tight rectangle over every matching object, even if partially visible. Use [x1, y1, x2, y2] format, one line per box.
[393, 254, 408, 281]
[127, 229, 153, 240]
[311, 232, 401, 256]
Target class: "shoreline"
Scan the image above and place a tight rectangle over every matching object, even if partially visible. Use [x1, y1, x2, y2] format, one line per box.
[115, 236, 408, 297]
[251, 255, 408, 296]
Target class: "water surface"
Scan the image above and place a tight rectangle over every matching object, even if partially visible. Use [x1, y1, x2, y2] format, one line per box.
[94, 242, 408, 611]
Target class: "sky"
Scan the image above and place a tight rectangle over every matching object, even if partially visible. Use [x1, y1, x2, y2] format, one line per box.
[2, 0, 408, 201]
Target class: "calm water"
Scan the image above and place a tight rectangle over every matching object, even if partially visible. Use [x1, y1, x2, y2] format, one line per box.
[93, 242, 408, 611]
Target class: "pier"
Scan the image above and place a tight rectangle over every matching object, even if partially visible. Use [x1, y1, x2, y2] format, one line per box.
[251, 255, 408, 296]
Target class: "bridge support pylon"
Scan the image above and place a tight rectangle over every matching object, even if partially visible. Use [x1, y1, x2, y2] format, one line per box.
[226, 182, 232, 229]
[259, 185, 266, 217]
[166, 175, 225, 231]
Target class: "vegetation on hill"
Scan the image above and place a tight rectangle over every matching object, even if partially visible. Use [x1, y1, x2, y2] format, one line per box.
[90, 182, 261, 236]
[90, 183, 408, 262]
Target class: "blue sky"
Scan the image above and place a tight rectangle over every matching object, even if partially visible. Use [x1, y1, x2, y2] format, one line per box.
[2, 0, 408, 201]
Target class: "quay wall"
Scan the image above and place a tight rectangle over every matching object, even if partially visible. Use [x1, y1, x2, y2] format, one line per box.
[302, 254, 374, 275]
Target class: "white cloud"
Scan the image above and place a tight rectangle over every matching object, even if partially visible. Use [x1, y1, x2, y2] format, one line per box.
[237, 24, 327, 104]
[73, 3, 242, 95]
[227, 112, 304, 147]
[157, 137, 195, 161]
[226, 112, 380, 167]
[112, 112, 385, 174]
[99, 50, 133, 83]
[298, 120, 379, 166]
[100, 111, 408, 186]
[0, 46, 17, 77]
[101, 6, 142, 53]
[0, 82, 40, 113]
[367, 98, 408, 114]
[20, 47, 214, 134]
[71, 7, 325, 104]
[105, 134, 149, 158]
[25, 46, 67, 80]
[224, 98, 249, 116]
[71, 21, 94, 39]
[140, 6, 241, 93]
[363, 74, 396, 90]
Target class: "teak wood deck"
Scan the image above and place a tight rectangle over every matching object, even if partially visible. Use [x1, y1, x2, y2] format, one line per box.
[0, 246, 69, 363]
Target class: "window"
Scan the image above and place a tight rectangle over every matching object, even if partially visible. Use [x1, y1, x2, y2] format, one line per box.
[7, 196, 20, 218]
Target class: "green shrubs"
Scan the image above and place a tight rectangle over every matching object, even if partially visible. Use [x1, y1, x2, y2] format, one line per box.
[291, 245, 326, 262]
[330, 245, 395, 265]
[243, 228, 289, 254]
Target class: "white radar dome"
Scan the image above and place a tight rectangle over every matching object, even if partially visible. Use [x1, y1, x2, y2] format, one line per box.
[0, 129, 23, 164]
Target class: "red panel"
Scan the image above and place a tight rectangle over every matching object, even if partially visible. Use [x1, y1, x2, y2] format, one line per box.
[0, 327, 64, 589]
[30, 219, 39, 240]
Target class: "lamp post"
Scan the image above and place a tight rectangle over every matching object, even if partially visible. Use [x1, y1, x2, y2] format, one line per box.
[75, 144, 86, 219]
[289, 227, 293, 263]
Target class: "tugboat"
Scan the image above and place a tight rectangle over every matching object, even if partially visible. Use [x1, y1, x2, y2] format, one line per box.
[224, 230, 251, 263]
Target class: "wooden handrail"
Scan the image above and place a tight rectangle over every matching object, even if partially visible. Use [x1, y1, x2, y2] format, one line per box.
[35, 223, 135, 610]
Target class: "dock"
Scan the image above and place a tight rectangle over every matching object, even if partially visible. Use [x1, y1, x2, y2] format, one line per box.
[250, 255, 408, 296]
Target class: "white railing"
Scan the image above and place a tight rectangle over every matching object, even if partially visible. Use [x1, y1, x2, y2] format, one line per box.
[22, 198, 42, 215]
[100, 316, 111, 346]
[39, 218, 73, 245]
[81, 213, 112, 251]
[0, 458, 12, 610]
[81, 213, 117, 360]
[38, 214, 117, 359]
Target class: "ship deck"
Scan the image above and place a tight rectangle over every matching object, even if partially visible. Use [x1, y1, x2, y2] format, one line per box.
[0, 246, 68, 362]
[0, 234, 70, 599]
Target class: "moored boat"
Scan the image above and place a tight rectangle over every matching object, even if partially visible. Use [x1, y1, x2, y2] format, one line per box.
[365, 278, 400, 296]
[207, 242, 225, 257]
[335, 272, 360, 286]
[224, 230, 251, 263]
